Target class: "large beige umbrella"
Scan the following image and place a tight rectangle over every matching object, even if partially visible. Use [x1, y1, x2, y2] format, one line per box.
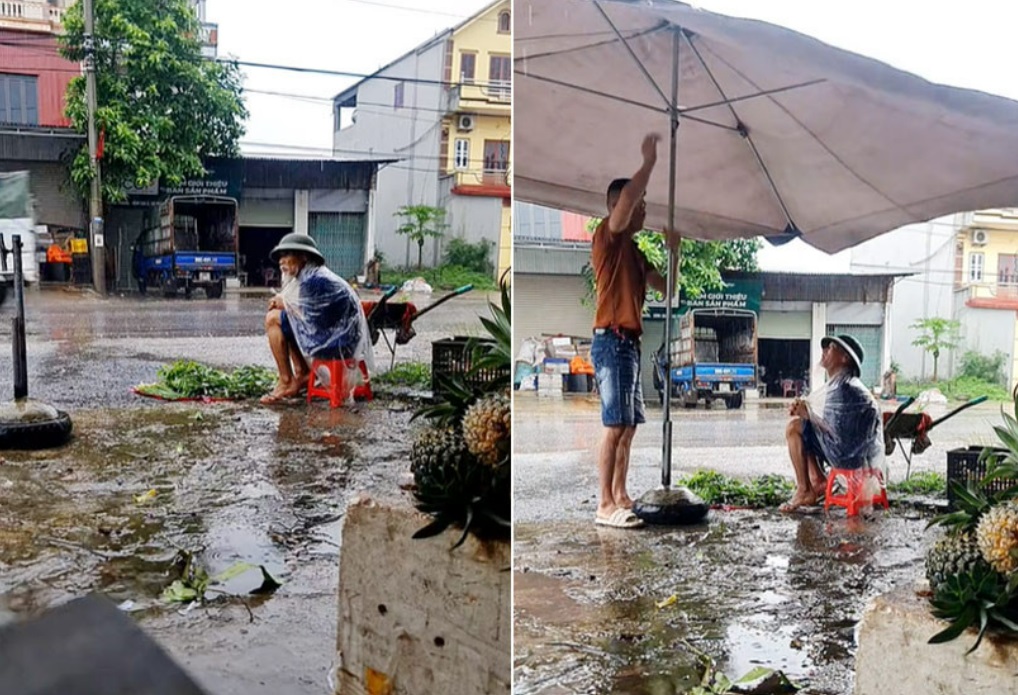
[513, 0, 1018, 519]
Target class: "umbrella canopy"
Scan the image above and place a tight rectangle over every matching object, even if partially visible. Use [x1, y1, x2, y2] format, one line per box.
[514, 0, 1018, 253]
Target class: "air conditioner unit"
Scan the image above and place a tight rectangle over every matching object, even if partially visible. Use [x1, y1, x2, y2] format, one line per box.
[457, 114, 475, 132]
[972, 229, 989, 246]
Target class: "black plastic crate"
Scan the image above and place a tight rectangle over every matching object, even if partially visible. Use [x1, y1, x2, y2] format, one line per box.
[946, 446, 1016, 508]
[431, 336, 509, 397]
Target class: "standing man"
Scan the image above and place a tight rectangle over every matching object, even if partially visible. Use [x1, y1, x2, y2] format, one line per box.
[590, 134, 679, 529]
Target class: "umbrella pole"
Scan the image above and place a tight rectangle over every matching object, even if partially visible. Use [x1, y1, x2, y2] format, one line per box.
[661, 27, 680, 490]
[633, 28, 708, 526]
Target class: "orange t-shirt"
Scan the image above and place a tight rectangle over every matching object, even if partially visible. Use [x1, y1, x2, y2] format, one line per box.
[591, 218, 647, 335]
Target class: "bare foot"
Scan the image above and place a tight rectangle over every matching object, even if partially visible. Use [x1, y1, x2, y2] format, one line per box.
[615, 495, 634, 510]
[779, 491, 818, 513]
[260, 380, 301, 405]
[260, 387, 288, 405]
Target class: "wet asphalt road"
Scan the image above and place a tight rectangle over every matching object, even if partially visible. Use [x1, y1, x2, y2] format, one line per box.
[0, 286, 493, 409]
[0, 286, 496, 695]
[513, 392, 1004, 694]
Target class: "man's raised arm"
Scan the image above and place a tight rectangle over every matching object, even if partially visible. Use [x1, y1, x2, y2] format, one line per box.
[608, 134, 659, 234]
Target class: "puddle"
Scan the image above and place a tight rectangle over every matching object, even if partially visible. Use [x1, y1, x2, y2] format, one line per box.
[0, 401, 412, 619]
[515, 512, 929, 695]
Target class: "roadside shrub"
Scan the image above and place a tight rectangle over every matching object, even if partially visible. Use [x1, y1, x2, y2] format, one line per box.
[443, 238, 493, 274]
[958, 350, 1006, 385]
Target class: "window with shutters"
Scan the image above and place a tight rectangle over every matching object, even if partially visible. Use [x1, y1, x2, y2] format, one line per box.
[0, 74, 38, 125]
[454, 139, 470, 170]
[969, 252, 984, 282]
[488, 54, 511, 100]
[460, 52, 476, 83]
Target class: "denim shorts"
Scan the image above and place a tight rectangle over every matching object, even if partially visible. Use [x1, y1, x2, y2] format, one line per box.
[591, 330, 645, 427]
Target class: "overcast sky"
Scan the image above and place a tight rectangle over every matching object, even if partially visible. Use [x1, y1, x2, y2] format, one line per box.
[205, 0, 493, 158]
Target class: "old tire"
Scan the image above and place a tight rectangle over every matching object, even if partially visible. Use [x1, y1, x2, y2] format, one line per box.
[0, 410, 73, 449]
[206, 281, 224, 299]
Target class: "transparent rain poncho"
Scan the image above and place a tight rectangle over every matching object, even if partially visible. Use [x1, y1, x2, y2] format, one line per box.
[278, 264, 374, 376]
[803, 370, 886, 503]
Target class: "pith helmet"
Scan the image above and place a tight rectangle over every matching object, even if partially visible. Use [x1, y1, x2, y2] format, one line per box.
[270, 233, 325, 264]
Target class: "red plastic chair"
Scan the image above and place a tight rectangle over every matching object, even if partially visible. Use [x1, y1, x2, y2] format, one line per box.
[824, 467, 889, 517]
[307, 358, 372, 408]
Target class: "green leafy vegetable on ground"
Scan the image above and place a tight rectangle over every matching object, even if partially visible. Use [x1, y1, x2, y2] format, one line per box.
[679, 470, 794, 508]
[136, 361, 275, 400]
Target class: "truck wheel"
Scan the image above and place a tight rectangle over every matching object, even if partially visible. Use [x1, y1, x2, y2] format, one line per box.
[162, 277, 177, 298]
[726, 391, 744, 410]
[206, 281, 224, 299]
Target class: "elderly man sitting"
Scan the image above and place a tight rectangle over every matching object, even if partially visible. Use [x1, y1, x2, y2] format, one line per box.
[261, 233, 372, 405]
[781, 334, 883, 512]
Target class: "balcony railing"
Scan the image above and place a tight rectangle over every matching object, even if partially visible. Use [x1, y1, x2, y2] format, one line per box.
[0, 1, 45, 21]
[445, 83, 512, 113]
[451, 169, 510, 188]
[486, 80, 511, 102]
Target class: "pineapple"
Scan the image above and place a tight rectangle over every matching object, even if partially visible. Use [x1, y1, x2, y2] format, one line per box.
[975, 501, 1018, 575]
[462, 393, 510, 467]
[410, 426, 483, 509]
[925, 532, 991, 590]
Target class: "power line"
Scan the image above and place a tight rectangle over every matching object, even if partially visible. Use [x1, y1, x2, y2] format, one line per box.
[226, 59, 510, 90]
[244, 88, 490, 116]
[240, 139, 507, 166]
[0, 44, 516, 91]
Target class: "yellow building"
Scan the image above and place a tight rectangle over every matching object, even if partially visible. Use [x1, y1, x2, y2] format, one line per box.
[332, 1, 511, 281]
[441, 0, 512, 281]
[954, 208, 1018, 388]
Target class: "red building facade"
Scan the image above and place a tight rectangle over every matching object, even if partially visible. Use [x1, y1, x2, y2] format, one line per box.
[0, 25, 78, 127]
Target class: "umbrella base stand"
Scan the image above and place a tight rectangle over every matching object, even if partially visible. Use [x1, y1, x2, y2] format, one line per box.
[633, 486, 709, 526]
[0, 399, 73, 450]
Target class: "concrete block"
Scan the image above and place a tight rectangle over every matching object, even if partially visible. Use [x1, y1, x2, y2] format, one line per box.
[855, 588, 1018, 695]
[335, 497, 510, 695]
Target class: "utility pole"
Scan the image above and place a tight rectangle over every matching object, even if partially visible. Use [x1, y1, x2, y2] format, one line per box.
[83, 0, 105, 295]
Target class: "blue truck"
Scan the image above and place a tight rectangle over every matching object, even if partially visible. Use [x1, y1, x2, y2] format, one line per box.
[133, 195, 238, 298]
[653, 307, 758, 409]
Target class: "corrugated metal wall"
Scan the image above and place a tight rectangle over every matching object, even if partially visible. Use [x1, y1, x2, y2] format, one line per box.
[513, 273, 593, 359]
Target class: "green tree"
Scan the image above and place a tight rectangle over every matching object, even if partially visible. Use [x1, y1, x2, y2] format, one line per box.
[581, 219, 761, 304]
[911, 317, 961, 382]
[394, 205, 448, 269]
[60, 0, 247, 202]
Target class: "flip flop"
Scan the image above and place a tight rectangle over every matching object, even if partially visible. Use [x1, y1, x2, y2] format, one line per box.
[595, 508, 645, 529]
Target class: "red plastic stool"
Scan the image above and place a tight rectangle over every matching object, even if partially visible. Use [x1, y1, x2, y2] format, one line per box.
[307, 358, 372, 408]
[824, 467, 889, 517]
